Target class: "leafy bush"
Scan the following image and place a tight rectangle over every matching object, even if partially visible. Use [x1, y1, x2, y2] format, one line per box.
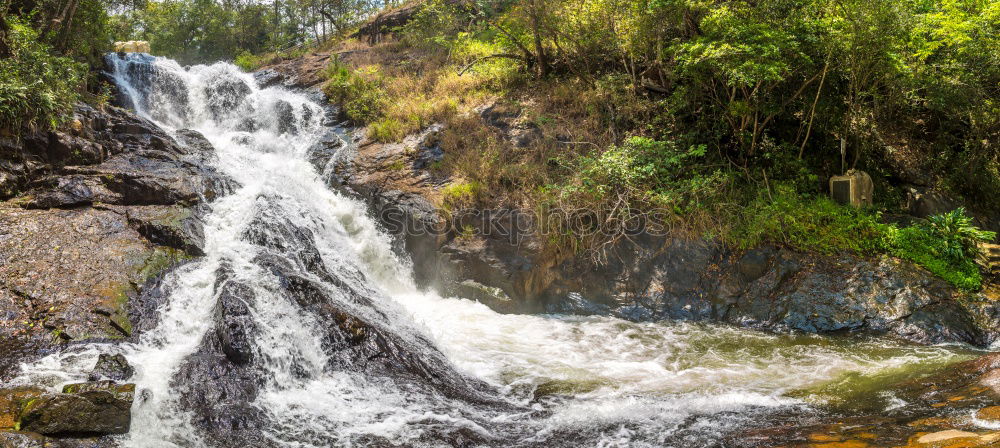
[582, 137, 708, 193]
[321, 61, 387, 124]
[369, 117, 405, 143]
[728, 186, 895, 255]
[925, 207, 996, 260]
[882, 208, 994, 291]
[891, 226, 984, 291]
[233, 50, 262, 71]
[0, 19, 86, 131]
[440, 181, 482, 211]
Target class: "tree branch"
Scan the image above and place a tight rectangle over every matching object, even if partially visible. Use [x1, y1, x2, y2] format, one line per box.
[458, 53, 525, 75]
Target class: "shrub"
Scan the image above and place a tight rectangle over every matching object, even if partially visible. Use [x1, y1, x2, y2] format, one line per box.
[728, 186, 895, 255]
[233, 50, 262, 71]
[440, 181, 482, 211]
[0, 19, 86, 131]
[891, 225, 984, 291]
[321, 61, 387, 124]
[369, 117, 405, 143]
[924, 207, 996, 260]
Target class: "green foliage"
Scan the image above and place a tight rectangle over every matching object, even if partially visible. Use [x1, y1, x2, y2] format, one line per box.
[577, 137, 708, 195]
[369, 117, 405, 143]
[924, 207, 996, 260]
[675, 1, 809, 88]
[234, 50, 262, 72]
[441, 181, 482, 210]
[0, 19, 86, 131]
[321, 61, 387, 124]
[891, 225, 983, 291]
[729, 186, 894, 255]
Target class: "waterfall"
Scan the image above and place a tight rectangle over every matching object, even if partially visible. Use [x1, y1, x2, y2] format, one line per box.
[10, 54, 975, 448]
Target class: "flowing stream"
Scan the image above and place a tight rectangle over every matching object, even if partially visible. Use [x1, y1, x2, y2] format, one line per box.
[11, 55, 982, 447]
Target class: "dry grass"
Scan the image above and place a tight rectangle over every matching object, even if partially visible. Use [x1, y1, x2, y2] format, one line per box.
[329, 39, 501, 143]
[321, 36, 707, 256]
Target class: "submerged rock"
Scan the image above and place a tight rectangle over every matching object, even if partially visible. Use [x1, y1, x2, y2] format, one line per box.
[736, 352, 1000, 447]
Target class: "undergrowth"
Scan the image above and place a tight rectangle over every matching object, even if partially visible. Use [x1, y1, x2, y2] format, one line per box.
[0, 19, 86, 131]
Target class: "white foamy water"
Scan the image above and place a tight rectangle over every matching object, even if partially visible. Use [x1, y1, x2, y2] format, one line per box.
[9, 54, 979, 448]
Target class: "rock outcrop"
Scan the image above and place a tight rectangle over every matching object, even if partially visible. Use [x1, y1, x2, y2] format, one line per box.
[2, 355, 136, 446]
[170, 202, 505, 447]
[0, 103, 229, 346]
[0, 101, 230, 445]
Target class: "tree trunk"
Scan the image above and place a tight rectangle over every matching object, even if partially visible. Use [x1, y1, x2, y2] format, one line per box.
[56, 0, 79, 52]
[0, 8, 11, 59]
[528, 0, 548, 78]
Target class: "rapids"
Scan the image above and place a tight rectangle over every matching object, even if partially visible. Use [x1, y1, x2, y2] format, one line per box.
[9, 54, 982, 447]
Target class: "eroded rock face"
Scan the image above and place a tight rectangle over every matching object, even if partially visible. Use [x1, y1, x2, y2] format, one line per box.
[545, 240, 1000, 346]
[0, 99, 230, 444]
[0, 204, 183, 342]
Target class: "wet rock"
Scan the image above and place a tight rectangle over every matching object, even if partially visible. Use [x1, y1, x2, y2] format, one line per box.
[0, 102, 231, 348]
[19, 175, 117, 209]
[0, 204, 188, 342]
[173, 269, 268, 447]
[203, 75, 251, 121]
[977, 406, 1000, 422]
[1, 387, 44, 431]
[916, 430, 981, 444]
[0, 431, 45, 448]
[454, 280, 516, 312]
[49, 131, 104, 166]
[122, 205, 206, 256]
[273, 100, 297, 135]
[252, 69, 284, 89]
[214, 279, 256, 365]
[17, 383, 133, 435]
[88, 354, 134, 382]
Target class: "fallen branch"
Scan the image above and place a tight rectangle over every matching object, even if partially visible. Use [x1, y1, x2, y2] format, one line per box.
[556, 140, 600, 148]
[641, 80, 669, 94]
[458, 53, 526, 75]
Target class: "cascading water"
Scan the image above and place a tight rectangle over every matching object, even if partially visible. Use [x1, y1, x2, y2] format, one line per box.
[10, 54, 982, 447]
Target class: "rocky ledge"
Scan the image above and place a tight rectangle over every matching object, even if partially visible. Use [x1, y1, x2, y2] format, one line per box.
[0, 103, 228, 346]
[0, 102, 230, 445]
[1, 354, 136, 447]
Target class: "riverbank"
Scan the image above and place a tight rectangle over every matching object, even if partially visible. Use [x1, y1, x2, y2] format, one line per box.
[243, 34, 1000, 348]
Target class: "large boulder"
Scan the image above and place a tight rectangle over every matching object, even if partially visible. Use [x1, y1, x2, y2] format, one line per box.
[88, 354, 134, 382]
[16, 382, 134, 435]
